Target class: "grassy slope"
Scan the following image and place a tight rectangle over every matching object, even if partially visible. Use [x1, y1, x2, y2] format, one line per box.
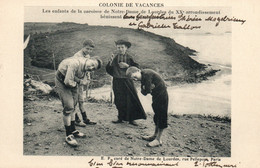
[24, 22, 210, 87]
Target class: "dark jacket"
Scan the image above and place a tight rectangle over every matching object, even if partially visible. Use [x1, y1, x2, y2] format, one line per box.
[141, 69, 167, 97]
[106, 52, 139, 78]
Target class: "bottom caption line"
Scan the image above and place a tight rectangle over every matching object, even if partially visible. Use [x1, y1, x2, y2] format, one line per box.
[86, 157, 239, 168]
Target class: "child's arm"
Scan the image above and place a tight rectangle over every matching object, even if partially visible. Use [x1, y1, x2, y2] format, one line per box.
[64, 65, 77, 88]
[106, 54, 115, 76]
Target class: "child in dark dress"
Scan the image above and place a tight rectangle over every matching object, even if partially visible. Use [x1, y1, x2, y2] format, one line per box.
[126, 67, 169, 147]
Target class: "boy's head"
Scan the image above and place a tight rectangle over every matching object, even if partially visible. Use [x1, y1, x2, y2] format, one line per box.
[82, 39, 95, 56]
[126, 66, 142, 81]
[115, 40, 131, 55]
[84, 57, 102, 72]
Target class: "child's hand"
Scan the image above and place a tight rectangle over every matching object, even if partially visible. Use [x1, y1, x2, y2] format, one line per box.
[109, 50, 119, 63]
[119, 62, 129, 68]
[80, 79, 90, 86]
[151, 84, 155, 89]
[109, 54, 114, 63]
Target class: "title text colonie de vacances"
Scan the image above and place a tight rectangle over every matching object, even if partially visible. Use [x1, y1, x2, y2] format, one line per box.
[98, 3, 164, 7]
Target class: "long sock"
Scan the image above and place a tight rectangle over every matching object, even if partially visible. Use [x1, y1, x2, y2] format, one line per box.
[81, 112, 90, 122]
[81, 112, 87, 121]
[75, 114, 80, 122]
[70, 121, 76, 132]
[65, 125, 71, 136]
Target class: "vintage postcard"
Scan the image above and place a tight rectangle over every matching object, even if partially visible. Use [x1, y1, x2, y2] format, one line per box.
[0, 0, 260, 167]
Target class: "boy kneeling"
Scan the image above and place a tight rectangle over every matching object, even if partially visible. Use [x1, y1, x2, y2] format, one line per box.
[126, 67, 168, 147]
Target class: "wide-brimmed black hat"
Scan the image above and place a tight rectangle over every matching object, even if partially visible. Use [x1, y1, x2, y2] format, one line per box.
[115, 40, 131, 48]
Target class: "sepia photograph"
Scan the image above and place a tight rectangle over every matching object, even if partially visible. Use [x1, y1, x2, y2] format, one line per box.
[23, 5, 231, 157]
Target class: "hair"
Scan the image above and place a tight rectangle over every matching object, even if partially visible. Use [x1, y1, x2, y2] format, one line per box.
[91, 56, 103, 69]
[83, 39, 95, 48]
[126, 66, 140, 78]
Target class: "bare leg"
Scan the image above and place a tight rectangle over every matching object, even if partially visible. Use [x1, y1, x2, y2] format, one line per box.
[78, 101, 85, 114]
[147, 128, 164, 147]
[142, 126, 158, 141]
[155, 126, 159, 136]
[71, 111, 76, 121]
[63, 114, 71, 126]
[155, 128, 164, 142]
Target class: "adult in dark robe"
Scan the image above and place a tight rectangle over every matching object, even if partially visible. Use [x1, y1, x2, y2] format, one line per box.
[106, 40, 146, 126]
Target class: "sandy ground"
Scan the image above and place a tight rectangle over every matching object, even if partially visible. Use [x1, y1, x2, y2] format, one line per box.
[23, 97, 230, 157]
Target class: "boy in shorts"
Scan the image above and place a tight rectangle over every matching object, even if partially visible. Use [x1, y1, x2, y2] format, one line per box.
[55, 56, 102, 147]
[126, 67, 168, 147]
[73, 39, 97, 126]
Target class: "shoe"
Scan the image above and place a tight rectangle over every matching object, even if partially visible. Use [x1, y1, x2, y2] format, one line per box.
[129, 121, 138, 126]
[146, 139, 162, 147]
[112, 119, 123, 124]
[142, 135, 156, 141]
[65, 134, 78, 147]
[75, 121, 87, 127]
[72, 130, 86, 138]
[84, 120, 97, 125]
